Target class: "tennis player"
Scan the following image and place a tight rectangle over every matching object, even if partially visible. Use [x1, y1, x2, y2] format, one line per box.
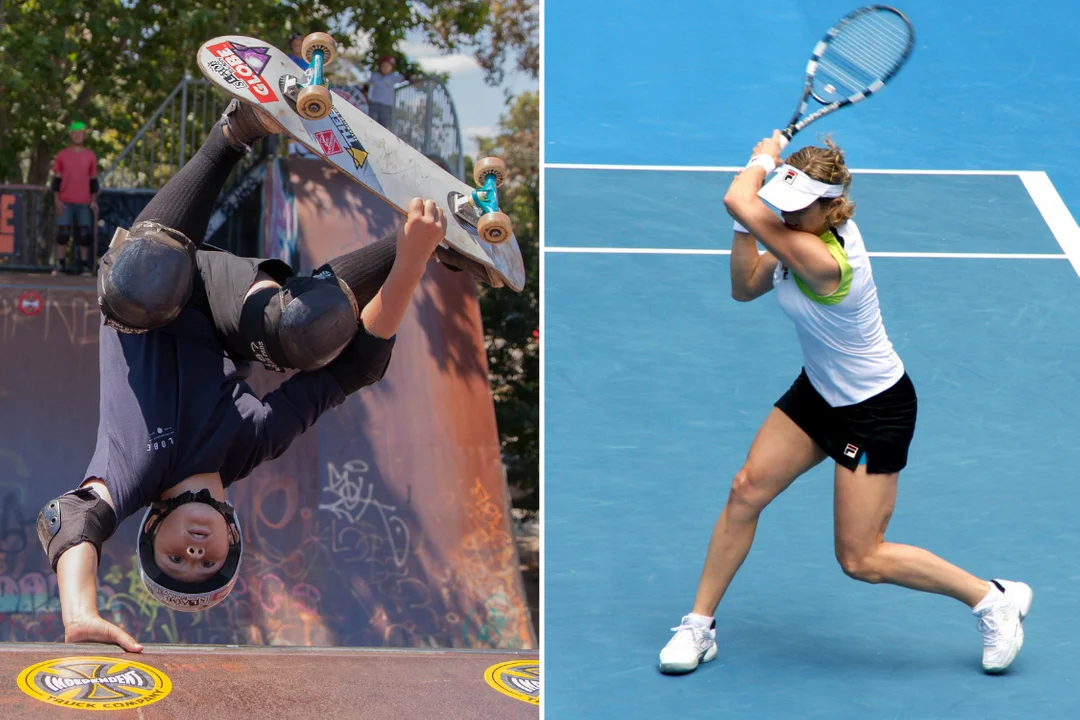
[657, 131, 1031, 676]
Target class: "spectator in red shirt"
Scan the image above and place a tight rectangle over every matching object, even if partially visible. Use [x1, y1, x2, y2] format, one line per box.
[51, 121, 99, 276]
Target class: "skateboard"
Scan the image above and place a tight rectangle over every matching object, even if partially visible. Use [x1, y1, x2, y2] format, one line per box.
[196, 33, 526, 292]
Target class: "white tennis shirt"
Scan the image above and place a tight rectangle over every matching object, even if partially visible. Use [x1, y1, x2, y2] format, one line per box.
[772, 219, 904, 407]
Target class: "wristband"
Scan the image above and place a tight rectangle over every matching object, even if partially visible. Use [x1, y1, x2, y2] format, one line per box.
[746, 154, 777, 174]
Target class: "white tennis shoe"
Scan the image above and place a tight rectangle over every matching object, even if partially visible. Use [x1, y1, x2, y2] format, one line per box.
[974, 579, 1032, 674]
[658, 615, 718, 675]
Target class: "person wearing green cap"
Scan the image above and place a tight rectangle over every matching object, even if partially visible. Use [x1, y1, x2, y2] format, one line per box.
[50, 120, 99, 276]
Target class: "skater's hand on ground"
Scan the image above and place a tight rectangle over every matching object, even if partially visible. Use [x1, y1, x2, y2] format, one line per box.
[65, 615, 144, 653]
[397, 198, 447, 265]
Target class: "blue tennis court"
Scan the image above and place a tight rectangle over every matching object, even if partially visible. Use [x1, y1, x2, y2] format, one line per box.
[542, 2, 1080, 718]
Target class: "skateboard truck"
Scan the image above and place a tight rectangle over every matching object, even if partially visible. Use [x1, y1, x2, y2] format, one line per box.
[448, 157, 514, 245]
[294, 32, 337, 121]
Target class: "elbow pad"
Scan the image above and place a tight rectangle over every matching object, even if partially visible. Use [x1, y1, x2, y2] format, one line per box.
[51, 177, 61, 192]
[90, 178, 99, 194]
[37, 488, 118, 572]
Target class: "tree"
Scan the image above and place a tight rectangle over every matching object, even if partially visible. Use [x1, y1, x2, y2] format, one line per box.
[474, 91, 538, 511]
[471, 0, 539, 89]
[0, 0, 490, 183]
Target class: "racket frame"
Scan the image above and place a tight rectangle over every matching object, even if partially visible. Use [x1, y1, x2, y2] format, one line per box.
[781, 4, 915, 143]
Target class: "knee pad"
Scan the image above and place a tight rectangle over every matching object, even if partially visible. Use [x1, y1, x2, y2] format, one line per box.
[76, 225, 93, 248]
[97, 221, 197, 333]
[55, 226, 72, 246]
[240, 269, 359, 372]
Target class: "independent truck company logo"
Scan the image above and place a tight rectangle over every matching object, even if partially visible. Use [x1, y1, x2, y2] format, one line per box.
[206, 41, 279, 103]
[17, 656, 173, 710]
[484, 660, 539, 705]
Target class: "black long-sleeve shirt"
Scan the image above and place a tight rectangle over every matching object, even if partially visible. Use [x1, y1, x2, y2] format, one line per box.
[84, 305, 345, 526]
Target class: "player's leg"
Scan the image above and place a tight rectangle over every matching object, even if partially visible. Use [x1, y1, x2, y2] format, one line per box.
[831, 371, 1031, 673]
[658, 406, 827, 675]
[833, 465, 990, 602]
[97, 101, 282, 333]
[833, 462, 1031, 673]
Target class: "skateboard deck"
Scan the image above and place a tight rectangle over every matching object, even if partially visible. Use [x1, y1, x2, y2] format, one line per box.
[196, 35, 526, 292]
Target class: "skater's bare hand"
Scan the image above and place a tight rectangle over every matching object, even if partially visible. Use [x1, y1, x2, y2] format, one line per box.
[66, 615, 144, 653]
[397, 197, 447, 263]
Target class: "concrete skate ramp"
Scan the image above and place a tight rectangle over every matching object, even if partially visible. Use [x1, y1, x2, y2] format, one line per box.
[0, 158, 535, 655]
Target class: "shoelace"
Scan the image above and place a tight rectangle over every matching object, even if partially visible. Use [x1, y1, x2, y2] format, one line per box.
[668, 622, 708, 649]
[977, 604, 1012, 647]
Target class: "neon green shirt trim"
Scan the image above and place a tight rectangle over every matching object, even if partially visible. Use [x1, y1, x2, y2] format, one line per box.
[793, 229, 852, 306]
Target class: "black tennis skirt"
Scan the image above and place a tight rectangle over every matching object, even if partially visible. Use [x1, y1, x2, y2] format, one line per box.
[774, 369, 917, 474]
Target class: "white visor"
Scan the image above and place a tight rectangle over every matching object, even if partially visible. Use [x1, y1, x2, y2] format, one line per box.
[758, 164, 844, 212]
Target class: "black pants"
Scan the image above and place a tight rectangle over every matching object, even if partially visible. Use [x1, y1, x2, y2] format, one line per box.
[132, 120, 397, 358]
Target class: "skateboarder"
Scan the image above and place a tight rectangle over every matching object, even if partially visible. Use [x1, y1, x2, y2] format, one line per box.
[51, 120, 99, 276]
[36, 100, 449, 651]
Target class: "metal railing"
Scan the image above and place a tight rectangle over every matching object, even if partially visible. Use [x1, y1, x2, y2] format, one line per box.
[390, 77, 466, 179]
[100, 76, 271, 191]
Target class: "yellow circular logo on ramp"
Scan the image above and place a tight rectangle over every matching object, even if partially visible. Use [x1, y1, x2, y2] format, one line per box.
[17, 656, 172, 711]
[484, 659, 539, 705]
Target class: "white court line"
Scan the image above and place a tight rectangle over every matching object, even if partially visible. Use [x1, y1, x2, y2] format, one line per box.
[544, 247, 1067, 260]
[545, 162, 1028, 176]
[1019, 171, 1080, 278]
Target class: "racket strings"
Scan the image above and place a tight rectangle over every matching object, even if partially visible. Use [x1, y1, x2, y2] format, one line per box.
[816, 10, 911, 99]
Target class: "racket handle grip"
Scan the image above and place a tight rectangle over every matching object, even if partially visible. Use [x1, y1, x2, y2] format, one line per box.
[778, 131, 791, 150]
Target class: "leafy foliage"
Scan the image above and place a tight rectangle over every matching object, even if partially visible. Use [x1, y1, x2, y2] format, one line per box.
[473, 91, 538, 510]
[0, 0, 490, 182]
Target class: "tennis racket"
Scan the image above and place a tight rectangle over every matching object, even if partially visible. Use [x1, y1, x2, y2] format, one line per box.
[779, 5, 915, 148]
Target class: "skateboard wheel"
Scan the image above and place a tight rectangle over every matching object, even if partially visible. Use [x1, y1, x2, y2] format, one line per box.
[477, 212, 512, 244]
[297, 84, 332, 120]
[473, 156, 507, 188]
[302, 32, 338, 65]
